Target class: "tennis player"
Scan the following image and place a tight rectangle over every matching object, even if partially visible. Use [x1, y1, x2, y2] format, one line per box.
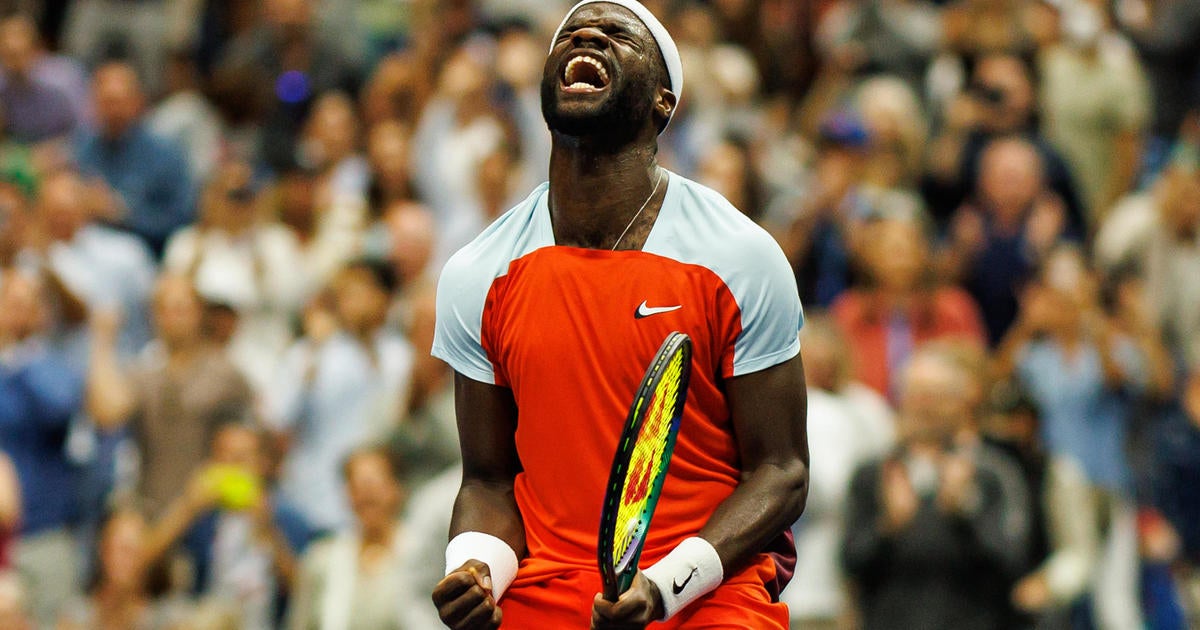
[430, 1, 808, 627]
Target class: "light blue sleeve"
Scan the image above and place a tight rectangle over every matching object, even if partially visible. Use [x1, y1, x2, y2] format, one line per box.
[726, 229, 804, 377]
[431, 250, 497, 385]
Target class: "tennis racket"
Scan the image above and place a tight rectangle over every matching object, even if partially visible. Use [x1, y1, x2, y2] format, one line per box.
[598, 331, 692, 602]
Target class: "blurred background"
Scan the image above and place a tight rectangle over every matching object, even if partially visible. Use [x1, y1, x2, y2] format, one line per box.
[0, 0, 1195, 628]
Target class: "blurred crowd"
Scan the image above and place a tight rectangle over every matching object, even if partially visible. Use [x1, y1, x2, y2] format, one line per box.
[0, 0, 1195, 628]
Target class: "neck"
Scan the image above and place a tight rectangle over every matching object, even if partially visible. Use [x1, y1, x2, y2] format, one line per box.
[97, 581, 139, 606]
[548, 135, 661, 249]
[165, 336, 201, 361]
[361, 522, 394, 547]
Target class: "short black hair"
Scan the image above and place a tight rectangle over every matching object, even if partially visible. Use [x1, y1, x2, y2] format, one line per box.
[343, 258, 399, 294]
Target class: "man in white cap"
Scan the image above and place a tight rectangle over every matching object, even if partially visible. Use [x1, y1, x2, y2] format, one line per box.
[431, 2, 808, 628]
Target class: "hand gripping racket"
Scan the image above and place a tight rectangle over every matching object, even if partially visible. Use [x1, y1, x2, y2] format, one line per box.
[598, 331, 692, 601]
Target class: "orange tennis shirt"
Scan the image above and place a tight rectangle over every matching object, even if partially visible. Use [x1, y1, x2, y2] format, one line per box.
[432, 172, 804, 627]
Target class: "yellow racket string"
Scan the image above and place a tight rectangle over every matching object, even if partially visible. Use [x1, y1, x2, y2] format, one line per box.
[612, 349, 685, 562]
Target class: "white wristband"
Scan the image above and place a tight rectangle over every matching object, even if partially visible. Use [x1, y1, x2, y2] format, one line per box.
[642, 537, 724, 620]
[445, 532, 520, 601]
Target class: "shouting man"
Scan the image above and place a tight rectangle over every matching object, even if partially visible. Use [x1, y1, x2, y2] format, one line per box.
[431, 1, 809, 628]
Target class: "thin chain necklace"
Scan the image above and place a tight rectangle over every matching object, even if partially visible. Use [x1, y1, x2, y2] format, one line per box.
[611, 167, 664, 251]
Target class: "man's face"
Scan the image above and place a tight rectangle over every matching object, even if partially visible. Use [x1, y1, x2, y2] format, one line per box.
[93, 66, 144, 138]
[152, 277, 203, 344]
[899, 355, 969, 445]
[0, 19, 36, 77]
[541, 3, 666, 140]
[334, 268, 389, 332]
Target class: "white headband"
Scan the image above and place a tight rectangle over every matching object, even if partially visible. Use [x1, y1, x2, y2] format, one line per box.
[550, 0, 684, 111]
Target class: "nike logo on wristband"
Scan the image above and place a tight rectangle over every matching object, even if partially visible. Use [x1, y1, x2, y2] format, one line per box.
[671, 567, 698, 595]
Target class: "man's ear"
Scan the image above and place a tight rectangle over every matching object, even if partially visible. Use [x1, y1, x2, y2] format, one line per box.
[654, 87, 677, 129]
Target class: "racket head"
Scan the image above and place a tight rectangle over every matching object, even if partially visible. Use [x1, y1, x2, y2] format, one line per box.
[598, 331, 692, 601]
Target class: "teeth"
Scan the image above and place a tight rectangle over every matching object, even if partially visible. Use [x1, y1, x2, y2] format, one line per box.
[565, 55, 609, 85]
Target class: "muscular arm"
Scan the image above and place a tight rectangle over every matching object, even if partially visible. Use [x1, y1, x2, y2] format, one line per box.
[434, 374, 525, 630]
[447, 373, 526, 554]
[700, 354, 810, 575]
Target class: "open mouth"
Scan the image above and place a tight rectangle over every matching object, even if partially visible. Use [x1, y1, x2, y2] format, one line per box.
[561, 53, 611, 93]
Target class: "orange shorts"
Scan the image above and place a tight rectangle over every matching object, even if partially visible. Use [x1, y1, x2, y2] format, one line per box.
[498, 564, 789, 629]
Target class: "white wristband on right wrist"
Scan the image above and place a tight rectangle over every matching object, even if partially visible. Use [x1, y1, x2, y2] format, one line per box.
[444, 531, 520, 601]
[642, 537, 724, 620]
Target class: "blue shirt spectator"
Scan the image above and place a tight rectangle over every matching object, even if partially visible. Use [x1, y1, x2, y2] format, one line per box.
[76, 62, 194, 257]
[0, 330, 83, 535]
[1017, 338, 1145, 493]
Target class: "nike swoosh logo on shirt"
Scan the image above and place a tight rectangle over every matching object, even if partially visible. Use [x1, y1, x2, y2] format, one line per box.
[635, 301, 682, 319]
[672, 567, 698, 595]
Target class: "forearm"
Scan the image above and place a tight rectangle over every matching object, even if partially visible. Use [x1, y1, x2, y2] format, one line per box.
[264, 527, 299, 586]
[86, 342, 135, 429]
[993, 322, 1032, 380]
[145, 497, 204, 565]
[1104, 131, 1142, 218]
[699, 461, 808, 576]
[1132, 329, 1175, 399]
[449, 479, 527, 557]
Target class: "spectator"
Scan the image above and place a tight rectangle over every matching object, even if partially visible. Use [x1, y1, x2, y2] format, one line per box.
[24, 168, 156, 362]
[358, 52, 432, 130]
[815, 0, 940, 90]
[834, 214, 987, 398]
[76, 62, 195, 257]
[264, 261, 413, 531]
[0, 270, 84, 626]
[782, 315, 894, 629]
[994, 245, 1174, 628]
[215, 0, 360, 172]
[56, 509, 187, 630]
[62, 0, 170, 94]
[0, 15, 75, 144]
[288, 447, 415, 629]
[144, 423, 311, 629]
[301, 92, 368, 203]
[854, 76, 929, 194]
[1152, 366, 1200, 587]
[163, 161, 308, 394]
[274, 159, 367, 295]
[1096, 161, 1200, 365]
[493, 24, 551, 183]
[779, 113, 872, 308]
[147, 49, 225, 184]
[925, 53, 1086, 232]
[1040, 0, 1150, 225]
[842, 345, 1029, 630]
[411, 45, 509, 260]
[1118, 0, 1200, 168]
[394, 465, 461, 630]
[86, 273, 253, 518]
[364, 120, 416, 218]
[942, 0, 1054, 62]
[980, 382, 1098, 626]
[942, 138, 1070, 345]
[697, 135, 765, 222]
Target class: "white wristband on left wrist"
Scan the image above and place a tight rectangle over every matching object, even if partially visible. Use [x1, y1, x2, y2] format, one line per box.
[641, 536, 723, 620]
